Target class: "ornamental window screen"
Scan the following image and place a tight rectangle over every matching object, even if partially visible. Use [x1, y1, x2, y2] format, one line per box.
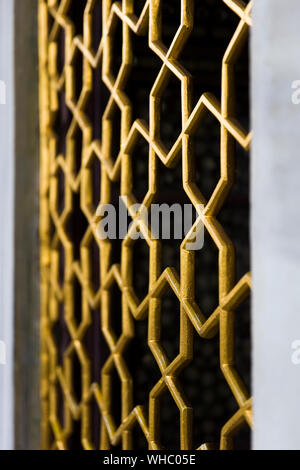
[39, 0, 252, 450]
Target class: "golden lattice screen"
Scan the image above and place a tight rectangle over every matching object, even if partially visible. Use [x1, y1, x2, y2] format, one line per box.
[39, 0, 252, 450]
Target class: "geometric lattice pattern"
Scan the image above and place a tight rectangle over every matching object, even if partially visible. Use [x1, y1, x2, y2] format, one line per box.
[39, 0, 252, 450]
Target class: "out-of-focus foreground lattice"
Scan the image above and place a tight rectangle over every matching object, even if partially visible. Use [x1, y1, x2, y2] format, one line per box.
[39, 0, 252, 450]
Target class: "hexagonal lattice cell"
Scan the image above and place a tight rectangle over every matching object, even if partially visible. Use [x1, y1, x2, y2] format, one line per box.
[160, 287, 181, 361]
[56, 26, 65, 77]
[131, 422, 148, 450]
[90, 393, 102, 449]
[124, 318, 161, 407]
[234, 39, 249, 133]
[132, 238, 149, 301]
[89, 236, 100, 294]
[193, 112, 221, 203]
[52, 302, 71, 367]
[53, 90, 72, 155]
[67, 124, 84, 176]
[72, 49, 83, 103]
[71, 351, 83, 405]
[108, 364, 122, 427]
[107, 281, 123, 341]
[234, 297, 251, 394]
[160, 73, 182, 152]
[91, 154, 101, 211]
[67, 419, 82, 450]
[107, 103, 122, 162]
[56, 380, 66, 431]
[161, 0, 181, 49]
[83, 307, 110, 384]
[48, 9, 55, 37]
[91, 0, 102, 53]
[154, 158, 193, 275]
[179, 0, 240, 105]
[125, 26, 161, 123]
[130, 134, 149, 204]
[194, 229, 219, 319]
[66, 191, 88, 261]
[179, 332, 239, 448]
[218, 145, 250, 281]
[110, 17, 123, 81]
[158, 389, 181, 449]
[72, 276, 83, 326]
[233, 419, 251, 450]
[56, 167, 66, 215]
[86, 66, 109, 141]
[57, 239, 65, 287]
[67, 0, 87, 37]
[107, 181, 124, 266]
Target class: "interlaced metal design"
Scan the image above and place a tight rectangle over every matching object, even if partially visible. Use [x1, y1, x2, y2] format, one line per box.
[39, 0, 252, 450]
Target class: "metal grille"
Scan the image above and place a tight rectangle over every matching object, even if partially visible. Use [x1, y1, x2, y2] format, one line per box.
[39, 0, 252, 450]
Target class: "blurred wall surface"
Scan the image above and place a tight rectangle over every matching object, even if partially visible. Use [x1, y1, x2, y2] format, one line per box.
[0, 0, 14, 451]
[252, 0, 300, 450]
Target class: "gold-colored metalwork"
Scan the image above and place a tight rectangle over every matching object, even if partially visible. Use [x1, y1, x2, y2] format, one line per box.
[39, 0, 252, 450]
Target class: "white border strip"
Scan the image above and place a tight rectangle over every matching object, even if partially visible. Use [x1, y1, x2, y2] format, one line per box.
[0, 0, 14, 450]
[252, 0, 300, 450]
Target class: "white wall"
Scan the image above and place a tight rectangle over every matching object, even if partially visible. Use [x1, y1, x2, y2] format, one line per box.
[0, 0, 14, 450]
[252, 0, 300, 450]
